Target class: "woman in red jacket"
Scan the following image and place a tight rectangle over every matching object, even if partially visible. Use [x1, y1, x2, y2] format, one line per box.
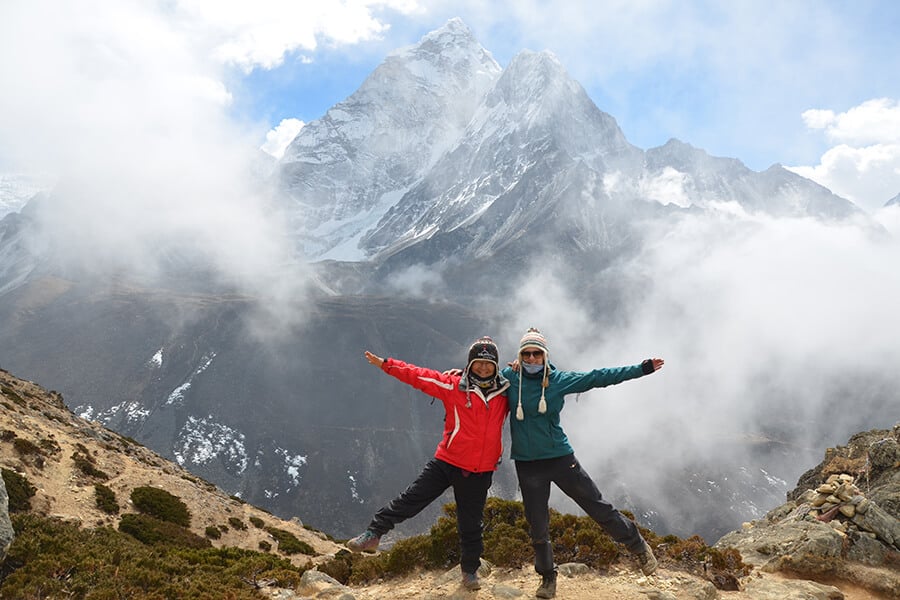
[346, 336, 510, 591]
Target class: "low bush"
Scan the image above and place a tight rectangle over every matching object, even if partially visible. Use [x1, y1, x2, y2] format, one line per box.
[131, 486, 191, 527]
[1, 468, 36, 512]
[320, 497, 750, 587]
[264, 527, 316, 556]
[12, 438, 42, 457]
[1, 513, 304, 599]
[0, 385, 26, 407]
[119, 514, 210, 549]
[94, 483, 119, 514]
[72, 453, 109, 480]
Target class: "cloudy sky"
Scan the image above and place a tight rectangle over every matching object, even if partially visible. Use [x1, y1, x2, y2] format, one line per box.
[2, 1, 898, 535]
[2, 0, 899, 215]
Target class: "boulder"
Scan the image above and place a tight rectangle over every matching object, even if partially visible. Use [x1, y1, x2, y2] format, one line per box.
[741, 576, 843, 599]
[715, 520, 844, 572]
[0, 474, 14, 561]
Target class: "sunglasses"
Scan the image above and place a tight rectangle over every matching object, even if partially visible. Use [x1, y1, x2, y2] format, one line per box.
[521, 350, 544, 358]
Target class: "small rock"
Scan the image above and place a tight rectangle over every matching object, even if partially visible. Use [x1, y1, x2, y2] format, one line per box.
[490, 584, 525, 598]
[558, 562, 591, 577]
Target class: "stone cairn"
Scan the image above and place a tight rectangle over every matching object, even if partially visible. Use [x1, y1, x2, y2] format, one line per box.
[794, 473, 898, 549]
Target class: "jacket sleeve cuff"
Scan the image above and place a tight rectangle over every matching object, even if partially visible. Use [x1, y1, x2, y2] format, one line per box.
[641, 359, 655, 375]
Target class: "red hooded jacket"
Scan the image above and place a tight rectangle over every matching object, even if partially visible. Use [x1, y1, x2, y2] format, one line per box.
[382, 357, 510, 473]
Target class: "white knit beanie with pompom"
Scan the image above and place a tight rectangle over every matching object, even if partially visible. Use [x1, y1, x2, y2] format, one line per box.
[516, 327, 549, 420]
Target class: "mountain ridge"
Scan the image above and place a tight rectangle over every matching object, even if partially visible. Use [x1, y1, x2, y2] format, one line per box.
[2, 367, 896, 599]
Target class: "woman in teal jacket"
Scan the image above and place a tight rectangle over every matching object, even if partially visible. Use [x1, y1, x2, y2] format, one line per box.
[501, 327, 664, 599]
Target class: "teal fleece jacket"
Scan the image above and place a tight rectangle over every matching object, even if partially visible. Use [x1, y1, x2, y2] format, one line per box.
[501, 362, 651, 461]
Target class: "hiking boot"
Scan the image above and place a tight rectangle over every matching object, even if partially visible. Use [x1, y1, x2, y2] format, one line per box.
[346, 530, 381, 553]
[635, 542, 658, 575]
[535, 572, 556, 598]
[461, 571, 481, 590]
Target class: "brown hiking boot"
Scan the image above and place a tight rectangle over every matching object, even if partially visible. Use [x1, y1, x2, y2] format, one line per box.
[535, 572, 556, 598]
[461, 571, 481, 590]
[635, 542, 658, 575]
[346, 530, 381, 552]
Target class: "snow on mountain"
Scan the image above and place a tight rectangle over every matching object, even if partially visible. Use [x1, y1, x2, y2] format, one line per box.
[0, 172, 55, 219]
[643, 139, 857, 218]
[276, 19, 860, 268]
[358, 48, 646, 260]
[277, 18, 501, 261]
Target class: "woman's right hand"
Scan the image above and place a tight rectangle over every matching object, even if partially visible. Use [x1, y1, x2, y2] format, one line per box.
[364, 351, 384, 368]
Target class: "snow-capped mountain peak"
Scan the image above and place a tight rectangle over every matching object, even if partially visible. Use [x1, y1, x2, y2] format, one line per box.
[277, 19, 501, 261]
[275, 18, 859, 265]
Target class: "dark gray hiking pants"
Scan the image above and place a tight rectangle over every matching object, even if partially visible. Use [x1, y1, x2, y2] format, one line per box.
[515, 453, 645, 575]
[368, 457, 493, 575]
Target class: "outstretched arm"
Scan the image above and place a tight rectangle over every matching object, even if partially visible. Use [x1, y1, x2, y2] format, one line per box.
[557, 357, 665, 395]
[364, 351, 457, 399]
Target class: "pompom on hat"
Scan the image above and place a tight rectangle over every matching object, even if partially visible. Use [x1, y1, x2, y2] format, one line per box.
[516, 327, 550, 420]
[518, 328, 548, 355]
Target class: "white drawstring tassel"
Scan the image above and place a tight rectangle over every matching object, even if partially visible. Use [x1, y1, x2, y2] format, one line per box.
[537, 365, 548, 413]
[516, 375, 524, 420]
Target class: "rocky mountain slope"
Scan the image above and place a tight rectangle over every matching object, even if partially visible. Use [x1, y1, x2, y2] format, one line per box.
[0, 367, 343, 566]
[2, 368, 897, 599]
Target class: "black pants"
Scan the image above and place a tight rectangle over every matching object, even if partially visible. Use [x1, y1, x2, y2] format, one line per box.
[368, 457, 493, 575]
[515, 454, 644, 575]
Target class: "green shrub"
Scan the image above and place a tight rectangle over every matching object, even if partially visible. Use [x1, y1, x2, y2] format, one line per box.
[12, 437, 42, 457]
[0, 429, 15, 441]
[72, 453, 109, 480]
[0, 385, 26, 406]
[664, 534, 750, 576]
[258, 540, 271, 552]
[1, 513, 301, 599]
[39, 438, 61, 454]
[1, 468, 36, 512]
[94, 483, 119, 514]
[118, 513, 210, 549]
[264, 526, 316, 556]
[205, 525, 222, 539]
[131, 486, 191, 527]
[249, 515, 265, 528]
[228, 516, 247, 530]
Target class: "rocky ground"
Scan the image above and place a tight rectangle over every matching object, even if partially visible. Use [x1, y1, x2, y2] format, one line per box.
[268, 560, 886, 599]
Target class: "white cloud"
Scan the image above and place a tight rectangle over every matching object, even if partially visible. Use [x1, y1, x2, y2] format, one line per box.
[789, 143, 900, 212]
[800, 109, 837, 130]
[0, 0, 315, 326]
[261, 118, 305, 158]
[788, 98, 900, 212]
[639, 167, 692, 208]
[802, 98, 900, 146]
[174, 0, 422, 72]
[498, 209, 900, 534]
